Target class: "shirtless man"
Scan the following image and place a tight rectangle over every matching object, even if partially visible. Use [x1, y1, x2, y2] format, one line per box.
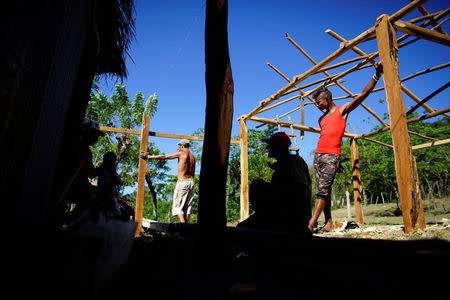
[140, 139, 196, 223]
[309, 62, 383, 233]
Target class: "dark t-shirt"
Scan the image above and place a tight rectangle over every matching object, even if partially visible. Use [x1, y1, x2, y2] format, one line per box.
[269, 154, 312, 232]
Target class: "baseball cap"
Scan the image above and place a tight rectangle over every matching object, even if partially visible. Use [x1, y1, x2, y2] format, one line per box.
[178, 139, 190, 146]
[262, 131, 291, 148]
[81, 121, 105, 136]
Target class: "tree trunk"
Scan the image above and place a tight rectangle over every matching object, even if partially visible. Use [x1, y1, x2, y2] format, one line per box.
[198, 0, 234, 231]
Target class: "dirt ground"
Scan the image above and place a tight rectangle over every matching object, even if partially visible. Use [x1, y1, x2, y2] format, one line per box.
[315, 197, 450, 241]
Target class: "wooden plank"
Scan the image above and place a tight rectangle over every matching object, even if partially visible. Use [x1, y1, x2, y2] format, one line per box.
[412, 138, 450, 150]
[100, 126, 240, 145]
[376, 14, 425, 233]
[394, 20, 450, 46]
[239, 119, 249, 221]
[135, 113, 150, 235]
[411, 156, 426, 229]
[351, 139, 364, 224]
[150, 131, 240, 145]
[198, 0, 233, 231]
[100, 126, 140, 135]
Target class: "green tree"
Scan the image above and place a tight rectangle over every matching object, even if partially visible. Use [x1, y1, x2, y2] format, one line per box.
[85, 78, 169, 219]
[334, 114, 449, 207]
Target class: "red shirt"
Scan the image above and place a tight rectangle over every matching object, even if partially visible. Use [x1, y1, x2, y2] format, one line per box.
[315, 106, 346, 155]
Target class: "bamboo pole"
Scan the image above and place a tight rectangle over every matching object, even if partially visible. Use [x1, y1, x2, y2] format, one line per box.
[326, 29, 446, 116]
[241, 26, 377, 121]
[388, 0, 429, 23]
[408, 8, 450, 24]
[332, 62, 450, 101]
[312, 34, 425, 76]
[406, 82, 450, 116]
[408, 131, 439, 142]
[239, 119, 249, 221]
[300, 98, 304, 139]
[286, 33, 388, 126]
[135, 113, 150, 236]
[412, 138, 450, 150]
[417, 5, 447, 34]
[241, 1, 427, 121]
[357, 107, 450, 139]
[248, 116, 358, 138]
[100, 126, 240, 145]
[394, 20, 450, 46]
[351, 139, 364, 224]
[358, 137, 393, 148]
[376, 14, 425, 233]
[266, 62, 316, 105]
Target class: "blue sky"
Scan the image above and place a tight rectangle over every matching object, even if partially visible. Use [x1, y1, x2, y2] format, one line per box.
[98, 0, 450, 178]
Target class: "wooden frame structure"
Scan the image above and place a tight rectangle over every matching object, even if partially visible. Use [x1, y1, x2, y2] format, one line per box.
[100, 120, 240, 235]
[237, 0, 449, 233]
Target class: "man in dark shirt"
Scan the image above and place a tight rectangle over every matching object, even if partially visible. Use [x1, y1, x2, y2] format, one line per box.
[238, 132, 311, 234]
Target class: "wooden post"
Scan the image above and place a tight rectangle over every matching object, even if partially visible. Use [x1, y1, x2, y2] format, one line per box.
[300, 98, 305, 140]
[351, 139, 364, 224]
[134, 113, 150, 235]
[345, 188, 351, 220]
[412, 156, 426, 228]
[198, 0, 233, 231]
[375, 14, 425, 233]
[239, 119, 249, 221]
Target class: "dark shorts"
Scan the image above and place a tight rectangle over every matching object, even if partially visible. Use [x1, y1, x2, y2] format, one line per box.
[313, 153, 341, 201]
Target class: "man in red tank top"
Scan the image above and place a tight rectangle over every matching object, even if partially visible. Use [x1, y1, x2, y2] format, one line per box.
[308, 62, 383, 233]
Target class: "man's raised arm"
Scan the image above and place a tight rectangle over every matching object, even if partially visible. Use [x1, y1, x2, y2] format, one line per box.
[140, 151, 180, 160]
[341, 62, 383, 117]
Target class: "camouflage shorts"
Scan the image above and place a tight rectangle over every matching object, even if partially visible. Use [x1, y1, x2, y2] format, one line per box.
[313, 153, 341, 201]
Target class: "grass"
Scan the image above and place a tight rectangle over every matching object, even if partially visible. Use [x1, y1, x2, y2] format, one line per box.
[330, 197, 449, 225]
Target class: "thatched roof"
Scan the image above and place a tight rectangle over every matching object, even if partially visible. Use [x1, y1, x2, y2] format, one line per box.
[95, 0, 136, 78]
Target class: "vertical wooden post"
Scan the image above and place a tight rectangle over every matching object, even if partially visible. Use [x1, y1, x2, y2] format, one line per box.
[351, 139, 364, 224]
[375, 14, 425, 233]
[134, 113, 150, 235]
[300, 98, 305, 140]
[198, 0, 234, 231]
[412, 156, 426, 228]
[239, 119, 249, 221]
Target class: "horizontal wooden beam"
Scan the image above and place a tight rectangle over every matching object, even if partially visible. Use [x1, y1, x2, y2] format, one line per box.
[356, 107, 450, 139]
[100, 126, 240, 145]
[248, 116, 358, 138]
[408, 8, 450, 24]
[394, 20, 450, 46]
[361, 137, 393, 148]
[406, 82, 450, 116]
[412, 138, 450, 150]
[100, 126, 140, 135]
[417, 5, 447, 34]
[241, 26, 378, 121]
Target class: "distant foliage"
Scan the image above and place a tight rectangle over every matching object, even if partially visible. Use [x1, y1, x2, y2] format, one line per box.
[85, 78, 169, 197]
[332, 114, 449, 206]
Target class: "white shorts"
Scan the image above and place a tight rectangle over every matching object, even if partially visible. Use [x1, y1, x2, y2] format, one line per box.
[172, 179, 195, 216]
